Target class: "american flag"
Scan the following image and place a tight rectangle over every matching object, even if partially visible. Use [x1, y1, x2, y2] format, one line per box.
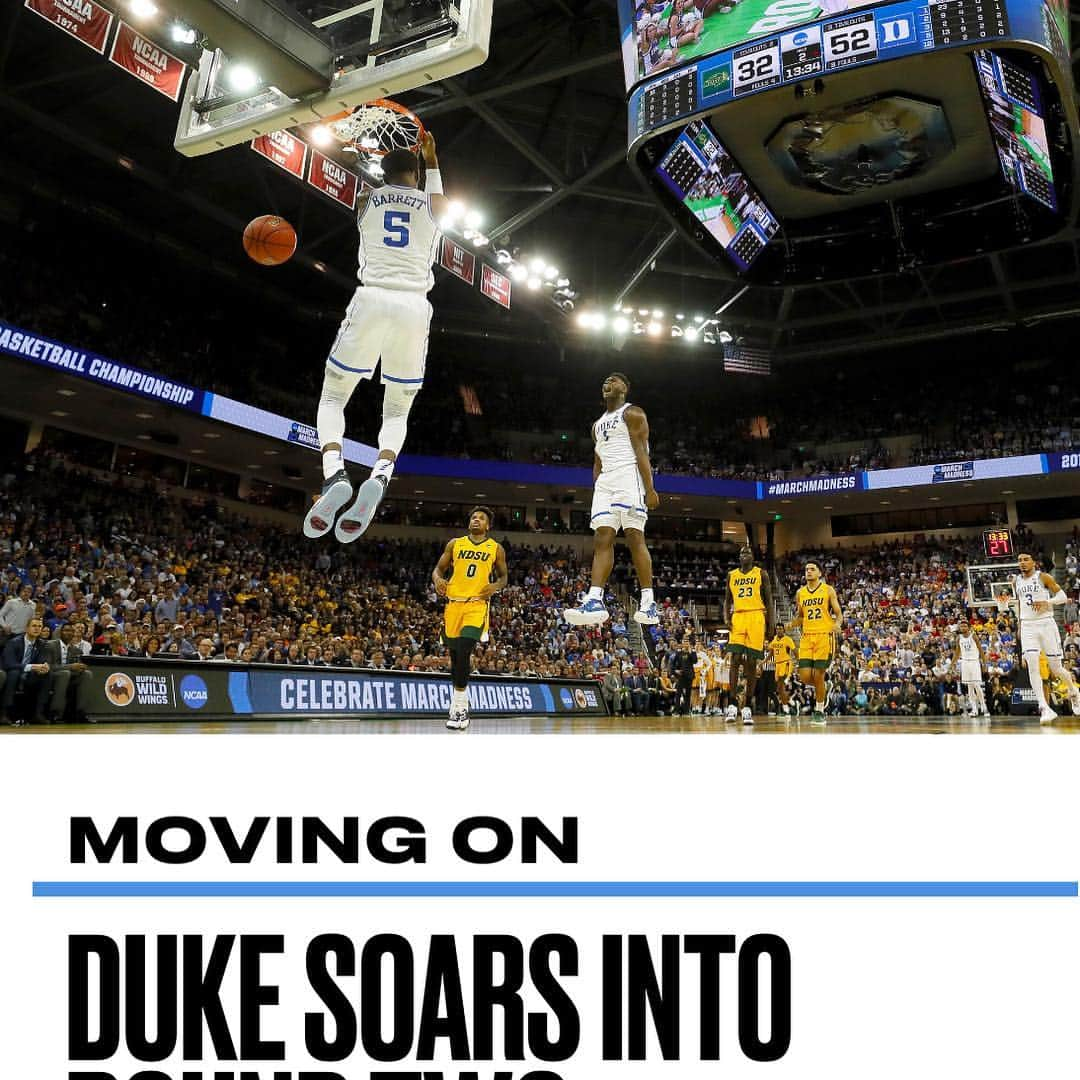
[723, 341, 771, 375]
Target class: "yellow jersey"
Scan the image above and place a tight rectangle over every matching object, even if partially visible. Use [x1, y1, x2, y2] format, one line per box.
[796, 584, 834, 633]
[446, 535, 498, 601]
[728, 566, 765, 613]
[769, 635, 796, 666]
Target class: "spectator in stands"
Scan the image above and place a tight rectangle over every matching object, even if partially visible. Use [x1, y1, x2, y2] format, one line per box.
[0, 584, 35, 640]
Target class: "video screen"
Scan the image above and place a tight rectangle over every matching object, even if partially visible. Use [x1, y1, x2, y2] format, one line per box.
[973, 50, 1057, 211]
[654, 118, 779, 270]
[620, 0, 882, 88]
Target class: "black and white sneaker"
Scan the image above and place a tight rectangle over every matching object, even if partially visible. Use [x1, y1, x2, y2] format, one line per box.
[303, 469, 353, 538]
[336, 475, 386, 543]
[446, 709, 470, 731]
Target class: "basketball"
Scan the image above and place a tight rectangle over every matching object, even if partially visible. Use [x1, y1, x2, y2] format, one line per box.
[242, 215, 297, 266]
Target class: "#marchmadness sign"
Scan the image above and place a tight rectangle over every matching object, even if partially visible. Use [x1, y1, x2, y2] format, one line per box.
[83, 660, 608, 720]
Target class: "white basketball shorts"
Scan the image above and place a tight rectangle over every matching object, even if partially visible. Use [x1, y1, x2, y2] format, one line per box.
[960, 660, 982, 685]
[1019, 618, 1062, 659]
[328, 285, 432, 386]
[591, 466, 648, 533]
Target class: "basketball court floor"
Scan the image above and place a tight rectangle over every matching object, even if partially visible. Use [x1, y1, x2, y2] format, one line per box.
[4, 715, 1077, 734]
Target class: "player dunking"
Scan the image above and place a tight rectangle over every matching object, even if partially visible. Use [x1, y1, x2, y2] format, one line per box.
[564, 373, 660, 626]
[1000, 551, 1080, 723]
[304, 132, 448, 543]
[722, 545, 774, 724]
[788, 561, 842, 723]
[432, 506, 508, 731]
[952, 618, 990, 718]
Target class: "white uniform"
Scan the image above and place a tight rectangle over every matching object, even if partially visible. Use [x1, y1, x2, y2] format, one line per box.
[1013, 571, 1063, 658]
[957, 635, 982, 685]
[328, 183, 440, 387]
[591, 402, 648, 533]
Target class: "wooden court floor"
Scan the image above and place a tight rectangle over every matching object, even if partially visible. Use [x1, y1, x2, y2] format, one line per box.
[3, 714, 1079, 735]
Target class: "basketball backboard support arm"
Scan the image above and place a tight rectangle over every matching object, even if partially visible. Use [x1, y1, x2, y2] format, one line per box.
[174, 0, 493, 157]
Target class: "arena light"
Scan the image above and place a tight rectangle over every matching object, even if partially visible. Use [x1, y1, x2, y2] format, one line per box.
[646, 321, 662, 336]
[446, 200, 466, 221]
[495, 249, 512, 265]
[310, 125, 334, 148]
[226, 65, 259, 92]
[529, 257, 546, 274]
[612, 316, 630, 334]
[527, 276, 542, 291]
[129, 0, 158, 19]
[170, 22, 196, 44]
[463, 227, 475, 240]
[718, 330, 734, 344]
[464, 209, 483, 229]
[652, 309, 664, 318]
[543, 265, 559, 281]
[471, 235, 489, 248]
[510, 264, 528, 282]
[684, 325, 700, 341]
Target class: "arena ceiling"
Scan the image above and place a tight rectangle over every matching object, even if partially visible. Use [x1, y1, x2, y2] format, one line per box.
[2, 0, 1080, 362]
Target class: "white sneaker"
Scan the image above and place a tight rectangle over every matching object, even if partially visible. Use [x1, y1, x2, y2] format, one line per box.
[725, 704, 738, 722]
[303, 469, 352, 538]
[741, 706, 753, 725]
[563, 597, 609, 626]
[335, 475, 385, 543]
[633, 600, 660, 625]
[446, 709, 470, 730]
[1039, 706, 1058, 725]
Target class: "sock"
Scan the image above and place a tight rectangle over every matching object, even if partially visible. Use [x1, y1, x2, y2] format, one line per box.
[451, 688, 469, 712]
[967, 686, 978, 713]
[815, 699, 826, 713]
[371, 457, 395, 486]
[974, 685, 987, 713]
[322, 449, 343, 480]
[587, 586, 603, 602]
[640, 588, 654, 607]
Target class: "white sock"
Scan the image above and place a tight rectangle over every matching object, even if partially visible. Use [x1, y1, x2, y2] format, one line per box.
[587, 586, 603, 602]
[974, 685, 987, 712]
[640, 588, 654, 607]
[322, 449, 343, 480]
[451, 688, 468, 712]
[815, 699, 826, 712]
[371, 457, 395, 485]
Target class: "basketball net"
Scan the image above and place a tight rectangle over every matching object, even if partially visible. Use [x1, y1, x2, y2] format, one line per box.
[324, 99, 425, 176]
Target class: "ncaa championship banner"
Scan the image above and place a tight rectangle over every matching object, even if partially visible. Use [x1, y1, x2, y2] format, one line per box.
[84, 659, 608, 720]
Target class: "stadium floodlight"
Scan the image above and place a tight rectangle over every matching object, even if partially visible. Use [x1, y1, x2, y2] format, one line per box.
[675, 312, 685, 320]
[447, 201, 466, 221]
[646, 321, 662, 336]
[510, 264, 528, 282]
[471, 235, 489, 247]
[527, 276, 542, 290]
[310, 125, 334, 148]
[638, 308, 649, 316]
[463, 227, 475, 240]
[684, 326, 699, 342]
[529, 257, 546, 274]
[439, 216, 456, 231]
[543, 265, 559, 281]
[577, 312, 592, 328]
[170, 22, 196, 44]
[129, 0, 158, 19]
[652, 309, 663, 318]
[464, 210, 483, 229]
[227, 65, 259, 92]
[694, 313, 706, 322]
[612, 316, 630, 334]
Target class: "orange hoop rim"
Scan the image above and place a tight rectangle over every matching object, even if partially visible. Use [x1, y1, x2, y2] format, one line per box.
[322, 98, 426, 156]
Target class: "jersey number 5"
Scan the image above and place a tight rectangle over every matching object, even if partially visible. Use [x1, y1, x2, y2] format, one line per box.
[383, 210, 410, 248]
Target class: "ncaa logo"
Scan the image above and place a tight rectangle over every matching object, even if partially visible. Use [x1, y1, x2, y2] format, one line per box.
[180, 674, 209, 710]
[791, 31, 808, 45]
[559, 688, 574, 709]
[878, 16, 912, 46]
[105, 672, 135, 708]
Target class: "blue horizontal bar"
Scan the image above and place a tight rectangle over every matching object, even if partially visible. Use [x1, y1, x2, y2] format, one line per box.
[32, 881, 1078, 898]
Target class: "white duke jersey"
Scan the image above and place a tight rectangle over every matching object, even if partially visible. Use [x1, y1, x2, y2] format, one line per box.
[958, 636, 980, 663]
[357, 184, 441, 292]
[593, 402, 643, 474]
[1013, 571, 1054, 623]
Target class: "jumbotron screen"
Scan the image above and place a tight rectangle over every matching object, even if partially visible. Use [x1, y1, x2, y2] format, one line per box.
[619, 0, 882, 88]
[654, 118, 780, 270]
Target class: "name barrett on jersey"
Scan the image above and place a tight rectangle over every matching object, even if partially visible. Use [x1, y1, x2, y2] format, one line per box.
[368, 191, 428, 212]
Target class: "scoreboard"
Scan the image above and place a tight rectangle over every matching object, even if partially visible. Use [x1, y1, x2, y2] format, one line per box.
[983, 529, 1016, 558]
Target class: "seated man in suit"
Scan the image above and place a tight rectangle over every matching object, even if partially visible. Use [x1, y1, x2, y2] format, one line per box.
[2, 616, 53, 725]
[44, 624, 91, 723]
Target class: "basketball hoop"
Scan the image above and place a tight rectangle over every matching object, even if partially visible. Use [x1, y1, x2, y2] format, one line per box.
[322, 99, 425, 172]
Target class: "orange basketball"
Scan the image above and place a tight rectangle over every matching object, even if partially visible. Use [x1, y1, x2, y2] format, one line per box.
[243, 214, 297, 266]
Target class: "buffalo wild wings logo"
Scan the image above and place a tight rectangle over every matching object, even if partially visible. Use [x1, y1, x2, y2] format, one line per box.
[105, 673, 135, 707]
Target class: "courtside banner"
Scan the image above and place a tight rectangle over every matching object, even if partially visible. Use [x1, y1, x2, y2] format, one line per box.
[81, 659, 608, 719]
[0, 319, 205, 412]
[24, 0, 113, 53]
[440, 236, 477, 285]
[251, 130, 308, 178]
[307, 149, 359, 210]
[3, 738, 1078, 1078]
[109, 21, 186, 101]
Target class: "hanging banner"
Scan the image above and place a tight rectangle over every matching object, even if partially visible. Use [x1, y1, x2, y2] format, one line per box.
[108, 20, 186, 101]
[480, 263, 512, 308]
[24, 0, 113, 53]
[307, 149, 359, 209]
[440, 236, 477, 285]
[251, 130, 307, 178]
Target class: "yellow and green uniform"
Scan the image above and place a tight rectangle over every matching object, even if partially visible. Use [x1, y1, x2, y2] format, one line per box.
[796, 584, 835, 669]
[728, 566, 766, 658]
[444, 535, 497, 641]
[769, 634, 796, 678]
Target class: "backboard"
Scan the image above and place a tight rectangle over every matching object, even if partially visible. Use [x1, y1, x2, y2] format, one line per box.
[174, 0, 492, 157]
[966, 562, 1019, 609]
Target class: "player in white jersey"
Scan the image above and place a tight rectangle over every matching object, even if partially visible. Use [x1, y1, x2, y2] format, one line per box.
[303, 132, 449, 543]
[951, 619, 989, 718]
[999, 551, 1080, 723]
[564, 372, 660, 626]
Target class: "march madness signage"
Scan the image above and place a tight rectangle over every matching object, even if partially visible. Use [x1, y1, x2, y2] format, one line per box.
[481, 264, 512, 309]
[307, 149, 359, 210]
[109, 21, 186, 100]
[24, 0, 113, 53]
[251, 130, 308, 178]
[441, 236, 476, 285]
